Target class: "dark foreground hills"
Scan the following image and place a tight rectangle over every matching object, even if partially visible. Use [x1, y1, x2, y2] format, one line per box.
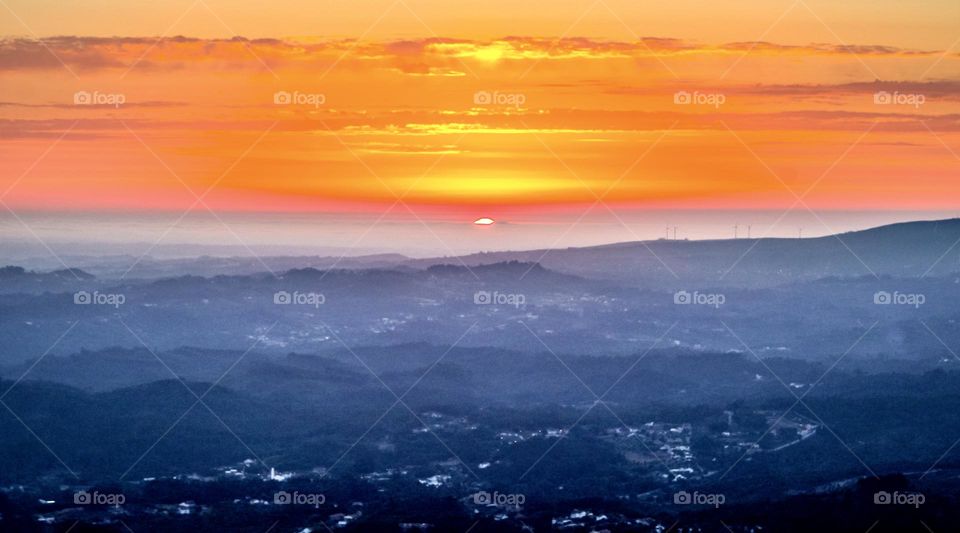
[1, 218, 960, 531]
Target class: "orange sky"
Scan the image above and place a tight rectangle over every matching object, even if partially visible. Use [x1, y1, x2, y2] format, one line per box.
[2, 0, 960, 221]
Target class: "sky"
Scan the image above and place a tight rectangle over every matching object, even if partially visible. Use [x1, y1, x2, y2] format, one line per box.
[1, 0, 959, 255]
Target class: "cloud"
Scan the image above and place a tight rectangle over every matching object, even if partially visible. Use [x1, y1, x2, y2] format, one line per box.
[0, 100, 186, 109]
[716, 41, 937, 56]
[0, 35, 950, 73]
[735, 80, 960, 99]
[608, 80, 960, 101]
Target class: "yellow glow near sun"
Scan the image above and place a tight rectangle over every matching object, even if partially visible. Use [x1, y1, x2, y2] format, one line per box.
[408, 174, 580, 201]
[474, 45, 505, 62]
[430, 42, 509, 63]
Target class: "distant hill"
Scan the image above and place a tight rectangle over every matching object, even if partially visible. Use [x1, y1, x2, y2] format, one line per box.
[93, 252, 412, 279]
[0, 265, 96, 294]
[8, 218, 958, 288]
[406, 218, 960, 288]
